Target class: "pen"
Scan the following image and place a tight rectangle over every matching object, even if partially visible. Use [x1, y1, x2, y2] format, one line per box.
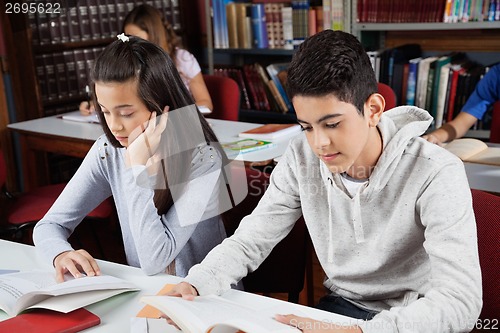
[85, 85, 91, 114]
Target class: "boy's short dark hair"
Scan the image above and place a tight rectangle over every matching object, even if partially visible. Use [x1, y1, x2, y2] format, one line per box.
[287, 30, 377, 115]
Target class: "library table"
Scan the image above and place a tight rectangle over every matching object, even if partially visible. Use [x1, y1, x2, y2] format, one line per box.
[0, 239, 355, 332]
[8, 114, 299, 190]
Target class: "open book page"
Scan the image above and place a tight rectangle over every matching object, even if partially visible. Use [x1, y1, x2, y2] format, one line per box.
[60, 111, 100, 124]
[0, 270, 138, 317]
[444, 138, 500, 166]
[140, 295, 299, 333]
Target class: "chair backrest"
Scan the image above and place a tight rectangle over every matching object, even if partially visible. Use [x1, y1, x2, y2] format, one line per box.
[202, 74, 240, 121]
[471, 189, 500, 320]
[222, 167, 309, 303]
[377, 82, 397, 111]
[489, 101, 500, 143]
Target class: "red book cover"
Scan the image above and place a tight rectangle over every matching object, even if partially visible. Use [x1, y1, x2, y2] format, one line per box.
[0, 308, 100, 333]
[446, 67, 466, 122]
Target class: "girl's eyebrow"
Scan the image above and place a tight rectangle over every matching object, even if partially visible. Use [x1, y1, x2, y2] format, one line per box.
[297, 113, 343, 125]
[98, 103, 134, 111]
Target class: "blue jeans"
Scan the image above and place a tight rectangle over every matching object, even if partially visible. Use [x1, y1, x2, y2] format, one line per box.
[315, 295, 377, 321]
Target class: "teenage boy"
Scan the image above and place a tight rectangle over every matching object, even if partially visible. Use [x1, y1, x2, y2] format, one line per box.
[167, 30, 482, 333]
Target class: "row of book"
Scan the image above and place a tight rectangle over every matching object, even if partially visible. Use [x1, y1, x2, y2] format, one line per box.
[213, 62, 294, 114]
[34, 47, 104, 107]
[357, 0, 500, 23]
[28, 0, 181, 47]
[213, 0, 344, 50]
[370, 45, 494, 130]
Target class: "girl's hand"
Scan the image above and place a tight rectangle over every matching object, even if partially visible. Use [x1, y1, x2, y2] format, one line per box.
[79, 101, 95, 115]
[126, 107, 169, 167]
[275, 314, 362, 333]
[53, 249, 101, 283]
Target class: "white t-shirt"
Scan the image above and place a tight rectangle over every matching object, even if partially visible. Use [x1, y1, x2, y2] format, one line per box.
[175, 48, 201, 91]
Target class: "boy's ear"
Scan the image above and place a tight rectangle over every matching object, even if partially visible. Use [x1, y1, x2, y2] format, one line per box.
[365, 93, 385, 127]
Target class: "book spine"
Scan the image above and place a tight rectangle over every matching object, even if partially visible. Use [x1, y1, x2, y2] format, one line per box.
[281, 6, 293, 50]
[98, 2, 111, 39]
[77, 3, 92, 41]
[59, 11, 70, 43]
[42, 54, 57, 101]
[266, 64, 293, 112]
[67, 6, 81, 42]
[226, 2, 238, 48]
[34, 55, 48, 103]
[53, 52, 68, 100]
[63, 51, 79, 98]
[87, 0, 101, 40]
[264, 3, 275, 49]
[251, 4, 269, 49]
[406, 60, 419, 106]
[170, 0, 182, 31]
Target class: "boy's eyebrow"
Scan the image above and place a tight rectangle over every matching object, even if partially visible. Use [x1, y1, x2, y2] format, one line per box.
[297, 113, 343, 124]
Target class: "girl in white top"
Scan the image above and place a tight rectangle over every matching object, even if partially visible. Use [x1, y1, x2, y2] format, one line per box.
[80, 4, 212, 114]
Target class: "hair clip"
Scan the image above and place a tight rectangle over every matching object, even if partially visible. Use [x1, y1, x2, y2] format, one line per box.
[117, 33, 129, 43]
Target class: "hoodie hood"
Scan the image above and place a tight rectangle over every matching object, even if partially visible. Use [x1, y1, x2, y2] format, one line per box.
[348, 106, 432, 199]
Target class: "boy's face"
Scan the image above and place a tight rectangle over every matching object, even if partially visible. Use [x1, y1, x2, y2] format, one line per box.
[295, 94, 383, 178]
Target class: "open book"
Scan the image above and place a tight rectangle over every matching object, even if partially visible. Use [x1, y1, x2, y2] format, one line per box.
[444, 138, 500, 166]
[140, 294, 300, 333]
[238, 124, 301, 140]
[60, 111, 100, 124]
[0, 270, 138, 317]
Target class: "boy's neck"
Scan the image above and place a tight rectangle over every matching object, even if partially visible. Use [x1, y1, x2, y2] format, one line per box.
[346, 127, 383, 180]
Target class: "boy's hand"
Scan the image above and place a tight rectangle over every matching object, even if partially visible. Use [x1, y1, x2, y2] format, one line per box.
[162, 281, 199, 301]
[275, 314, 362, 333]
[79, 101, 95, 115]
[53, 249, 101, 283]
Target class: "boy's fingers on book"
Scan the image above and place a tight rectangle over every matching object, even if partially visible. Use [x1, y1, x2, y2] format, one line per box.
[164, 282, 197, 299]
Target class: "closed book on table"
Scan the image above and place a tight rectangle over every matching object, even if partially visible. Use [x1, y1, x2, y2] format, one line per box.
[0, 308, 100, 333]
[239, 124, 301, 140]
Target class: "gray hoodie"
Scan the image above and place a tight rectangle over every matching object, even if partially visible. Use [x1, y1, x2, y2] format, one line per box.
[185, 106, 482, 333]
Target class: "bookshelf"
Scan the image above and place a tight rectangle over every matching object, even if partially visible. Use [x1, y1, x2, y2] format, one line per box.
[27, 0, 184, 117]
[350, 0, 500, 140]
[203, 0, 351, 124]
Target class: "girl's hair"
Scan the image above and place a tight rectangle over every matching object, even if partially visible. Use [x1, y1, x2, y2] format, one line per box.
[90, 37, 223, 215]
[122, 4, 181, 64]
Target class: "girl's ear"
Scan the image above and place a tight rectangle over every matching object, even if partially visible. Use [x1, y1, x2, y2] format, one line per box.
[365, 93, 385, 127]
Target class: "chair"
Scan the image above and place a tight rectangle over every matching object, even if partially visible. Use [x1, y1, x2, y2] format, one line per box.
[0, 147, 114, 258]
[489, 101, 500, 143]
[470, 189, 500, 321]
[202, 74, 240, 121]
[222, 167, 312, 304]
[377, 82, 397, 111]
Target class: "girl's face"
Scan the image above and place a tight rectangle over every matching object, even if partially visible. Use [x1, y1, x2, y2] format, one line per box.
[294, 94, 382, 178]
[95, 80, 152, 148]
[124, 24, 149, 41]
